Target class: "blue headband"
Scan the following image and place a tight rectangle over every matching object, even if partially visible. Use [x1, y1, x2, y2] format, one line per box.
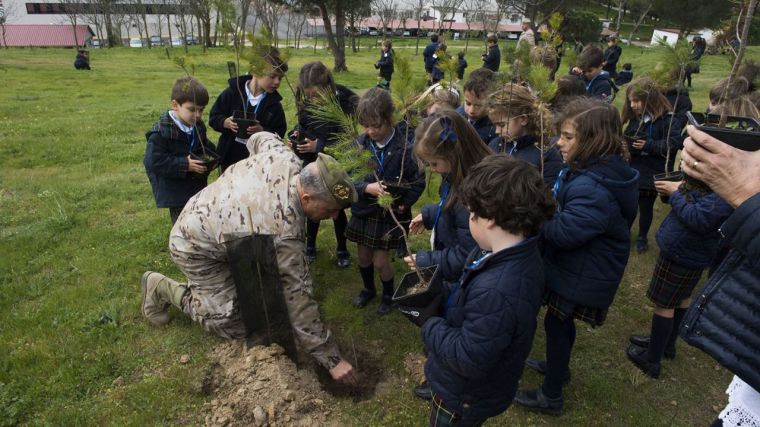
[439, 116, 458, 144]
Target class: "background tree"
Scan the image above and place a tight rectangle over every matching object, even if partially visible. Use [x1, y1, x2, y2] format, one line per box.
[0, 0, 19, 49]
[559, 8, 601, 44]
[626, 0, 653, 46]
[373, 0, 396, 40]
[346, 0, 371, 52]
[652, 0, 733, 36]
[58, 0, 84, 47]
[301, 0, 350, 71]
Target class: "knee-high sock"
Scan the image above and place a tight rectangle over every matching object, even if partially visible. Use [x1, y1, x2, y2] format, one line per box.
[542, 312, 575, 398]
[647, 313, 673, 364]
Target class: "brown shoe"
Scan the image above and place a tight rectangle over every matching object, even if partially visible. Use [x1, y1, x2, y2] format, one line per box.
[141, 271, 171, 326]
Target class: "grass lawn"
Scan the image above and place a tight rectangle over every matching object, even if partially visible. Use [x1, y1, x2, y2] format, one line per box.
[2, 42, 753, 426]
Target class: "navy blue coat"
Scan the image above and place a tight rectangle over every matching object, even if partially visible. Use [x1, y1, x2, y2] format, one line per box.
[423, 42, 439, 73]
[416, 179, 479, 282]
[603, 45, 622, 76]
[488, 134, 564, 188]
[542, 155, 639, 309]
[351, 126, 425, 218]
[665, 88, 692, 132]
[624, 113, 683, 191]
[375, 50, 394, 80]
[582, 72, 614, 101]
[144, 111, 216, 208]
[209, 75, 286, 169]
[456, 57, 468, 80]
[482, 44, 500, 72]
[423, 240, 544, 419]
[656, 190, 733, 270]
[456, 106, 497, 145]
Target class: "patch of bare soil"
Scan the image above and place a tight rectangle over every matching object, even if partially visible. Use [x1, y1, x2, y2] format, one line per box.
[403, 352, 426, 385]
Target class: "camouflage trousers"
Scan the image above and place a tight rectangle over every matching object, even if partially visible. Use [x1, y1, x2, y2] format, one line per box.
[170, 249, 247, 340]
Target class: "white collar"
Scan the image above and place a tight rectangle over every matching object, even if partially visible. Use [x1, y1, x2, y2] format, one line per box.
[168, 111, 193, 134]
[245, 81, 265, 106]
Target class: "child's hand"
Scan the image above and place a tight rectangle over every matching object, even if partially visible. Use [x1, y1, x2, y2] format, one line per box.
[409, 214, 424, 234]
[654, 180, 681, 196]
[246, 123, 263, 135]
[364, 182, 387, 197]
[403, 254, 417, 270]
[224, 116, 238, 133]
[297, 137, 318, 153]
[187, 156, 207, 174]
[632, 139, 646, 150]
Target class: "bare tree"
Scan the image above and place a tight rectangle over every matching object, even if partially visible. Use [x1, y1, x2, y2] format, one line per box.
[462, 0, 489, 50]
[626, 0, 653, 46]
[58, 0, 84, 47]
[430, 0, 463, 32]
[373, 0, 396, 39]
[614, 0, 623, 32]
[253, 0, 285, 46]
[1, 0, 20, 49]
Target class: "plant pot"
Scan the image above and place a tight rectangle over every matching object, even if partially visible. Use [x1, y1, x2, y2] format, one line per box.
[190, 146, 220, 177]
[233, 110, 259, 139]
[653, 170, 683, 203]
[686, 112, 760, 152]
[382, 178, 412, 201]
[392, 265, 442, 309]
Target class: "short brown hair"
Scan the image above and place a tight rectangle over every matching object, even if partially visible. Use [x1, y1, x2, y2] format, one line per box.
[578, 45, 604, 71]
[461, 154, 555, 236]
[171, 76, 209, 106]
[463, 68, 496, 98]
[486, 34, 498, 44]
[259, 47, 288, 75]
[357, 87, 395, 127]
[621, 77, 673, 123]
[555, 97, 628, 168]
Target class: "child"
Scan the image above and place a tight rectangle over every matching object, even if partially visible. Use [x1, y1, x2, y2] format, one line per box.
[626, 180, 732, 378]
[346, 88, 424, 314]
[548, 75, 587, 112]
[291, 61, 359, 267]
[144, 77, 217, 224]
[374, 39, 394, 90]
[74, 49, 90, 70]
[615, 63, 634, 86]
[423, 34, 440, 81]
[431, 43, 449, 84]
[487, 83, 564, 187]
[481, 34, 500, 72]
[403, 109, 493, 401]
[416, 82, 461, 117]
[456, 51, 467, 81]
[407, 154, 555, 426]
[457, 68, 498, 144]
[209, 47, 287, 171]
[602, 35, 622, 78]
[571, 45, 615, 102]
[621, 78, 682, 254]
[515, 98, 639, 415]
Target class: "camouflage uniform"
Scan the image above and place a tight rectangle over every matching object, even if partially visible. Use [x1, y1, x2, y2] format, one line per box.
[169, 132, 342, 369]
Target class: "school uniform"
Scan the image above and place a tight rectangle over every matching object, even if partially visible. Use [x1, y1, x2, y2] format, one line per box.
[345, 126, 424, 250]
[581, 72, 614, 102]
[624, 114, 683, 193]
[423, 240, 544, 422]
[664, 88, 692, 132]
[423, 41, 440, 74]
[603, 45, 622, 77]
[482, 44, 500, 72]
[209, 75, 286, 171]
[376, 49, 394, 82]
[456, 57, 468, 80]
[455, 106, 497, 145]
[615, 69, 633, 85]
[488, 134, 564, 188]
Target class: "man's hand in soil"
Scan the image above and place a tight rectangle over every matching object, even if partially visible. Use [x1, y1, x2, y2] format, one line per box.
[187, 156, 207, 174]
[400, 294, 443, 327]
[329, 359, 358, 384]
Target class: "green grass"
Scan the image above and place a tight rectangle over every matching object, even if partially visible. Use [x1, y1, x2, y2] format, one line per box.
[2, 43, 755, 426]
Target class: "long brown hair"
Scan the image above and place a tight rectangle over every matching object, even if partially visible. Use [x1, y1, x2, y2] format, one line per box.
[295, 61, 336, 112]
[620, 77, 672, 124]
[556, 98, 629, 169]
[414, 109, 492, 210]
[488, 83, 552, 143]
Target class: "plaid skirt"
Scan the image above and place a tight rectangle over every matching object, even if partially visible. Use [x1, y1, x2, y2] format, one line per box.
[544, 289, 608, 328]
[646, 253, 703, 308]
[346, 210, 410, 250]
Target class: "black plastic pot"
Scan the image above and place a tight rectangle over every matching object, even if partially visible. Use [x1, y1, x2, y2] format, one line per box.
[392, 265, 442, 308]
[383, 178, 411, 201]
[189, 146, 220, 177]
[653, 170, 683, 203]
[233, 110, 258, 139]
[687, 112, 760, 151]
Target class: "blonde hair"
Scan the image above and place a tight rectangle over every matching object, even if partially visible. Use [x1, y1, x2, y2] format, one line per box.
[488, 83, 552, 143]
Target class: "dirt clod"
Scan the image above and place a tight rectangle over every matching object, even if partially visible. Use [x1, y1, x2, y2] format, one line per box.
[180, 354, 191, 364]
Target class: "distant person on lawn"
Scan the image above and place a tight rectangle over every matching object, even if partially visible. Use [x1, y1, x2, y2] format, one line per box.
[481, 34, 500, 72]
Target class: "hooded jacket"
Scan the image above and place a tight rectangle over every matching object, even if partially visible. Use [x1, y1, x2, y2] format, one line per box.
[488, 134, 564, 188]
[482, 44, 501, 72]
[208, 75, 286, 169]
[542, 155, 639, 308]
[375, 49, 394, 80]
[624, 113, 683, 191]
[144, 111, 216, 208]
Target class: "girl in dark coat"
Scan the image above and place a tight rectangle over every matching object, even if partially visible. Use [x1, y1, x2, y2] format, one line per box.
[515, 98, 639, 416]
[622, 78, 683, 253]
[291, 61, 359, 268]
[374, 39, 394, 90]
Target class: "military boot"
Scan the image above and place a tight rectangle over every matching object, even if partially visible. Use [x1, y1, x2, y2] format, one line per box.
[141, 271, 187, 326]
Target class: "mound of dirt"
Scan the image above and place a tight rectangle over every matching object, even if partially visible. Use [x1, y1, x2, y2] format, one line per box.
[204, 342, 337, 427]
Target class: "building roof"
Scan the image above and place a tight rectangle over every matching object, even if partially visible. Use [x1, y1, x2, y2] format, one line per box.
[2, 24, 94, 47]
[307, 18, 521, 33]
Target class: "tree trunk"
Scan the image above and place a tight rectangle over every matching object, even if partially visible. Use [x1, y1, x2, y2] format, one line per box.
[615, 0, 624, 32]
[626, 1, 652, 46]
[316, 0, 348, 72]
[719, 0, 758, 126]
[142, 12, 150, 48]
[166, 13, 172, 44]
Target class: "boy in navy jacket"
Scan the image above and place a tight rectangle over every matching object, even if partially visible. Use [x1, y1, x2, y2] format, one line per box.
[571, 45, 615, 102]
[402, 155, 555, 425]
[456, 68, 498, 144]
[144, 77, 216, 224]
[375, 39, 394, 89]
[481, 34, 500, 72]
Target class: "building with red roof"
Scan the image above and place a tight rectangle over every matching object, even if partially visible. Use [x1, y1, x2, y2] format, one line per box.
[1, 24, 94, 47]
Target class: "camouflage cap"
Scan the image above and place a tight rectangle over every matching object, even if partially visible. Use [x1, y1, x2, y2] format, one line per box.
[315, 153, 357, 208]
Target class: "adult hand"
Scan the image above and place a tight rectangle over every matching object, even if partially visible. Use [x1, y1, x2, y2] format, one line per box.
[329, 359, 358, 385]
[364, 182, 387, 197]
[681, 125, 760, 208]
[224, 116, 238, 133]
[186, 156, 207, 174]
[654, 180, 681, 196]
[632, 139, 646, 150]
[399, 294, 443, 327]
[404, 254, 417, 270]
[298, 137, 318, 153]
[408, 213, 424, 234]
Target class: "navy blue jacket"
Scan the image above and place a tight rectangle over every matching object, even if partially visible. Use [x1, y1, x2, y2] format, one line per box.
[603, 45, 622, 75]
[542, 155, 639, 308]
[624, 113, 683, 191]
[291, 84, 359, 164]
[423, 240, 544, 419]
[375, 49, 394, 80]
[488, 134, 564, 188]
[423, 41, 439, 72]
[456, 57, 468, 80]
[482, 44, 500, 72]
[416, 179, 478, 282]
[209, 75, 286, 169]
[351, 126, 425, 218]
[456, 106, 497, 145]
[665, 88, 692, 132]
[144, 111, 216, 208]
[582, 71, 614, 101]
[656, 190, 733, 270]
[680, 192, 760, 392]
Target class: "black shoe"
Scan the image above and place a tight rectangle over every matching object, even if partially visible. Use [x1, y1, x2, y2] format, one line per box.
[413, 382, 432, 401]
[636, 238, 648, 254]
[336, 250, 351, 269]
[305, 246, 317, 264]
[514, 388, 563, 416]
[353, 289, 376, 308]
[629, 335, 676, 359]
[377, 295, 393, 315]
[625, 344, 661, 379]
[524, 358, 571, 384]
